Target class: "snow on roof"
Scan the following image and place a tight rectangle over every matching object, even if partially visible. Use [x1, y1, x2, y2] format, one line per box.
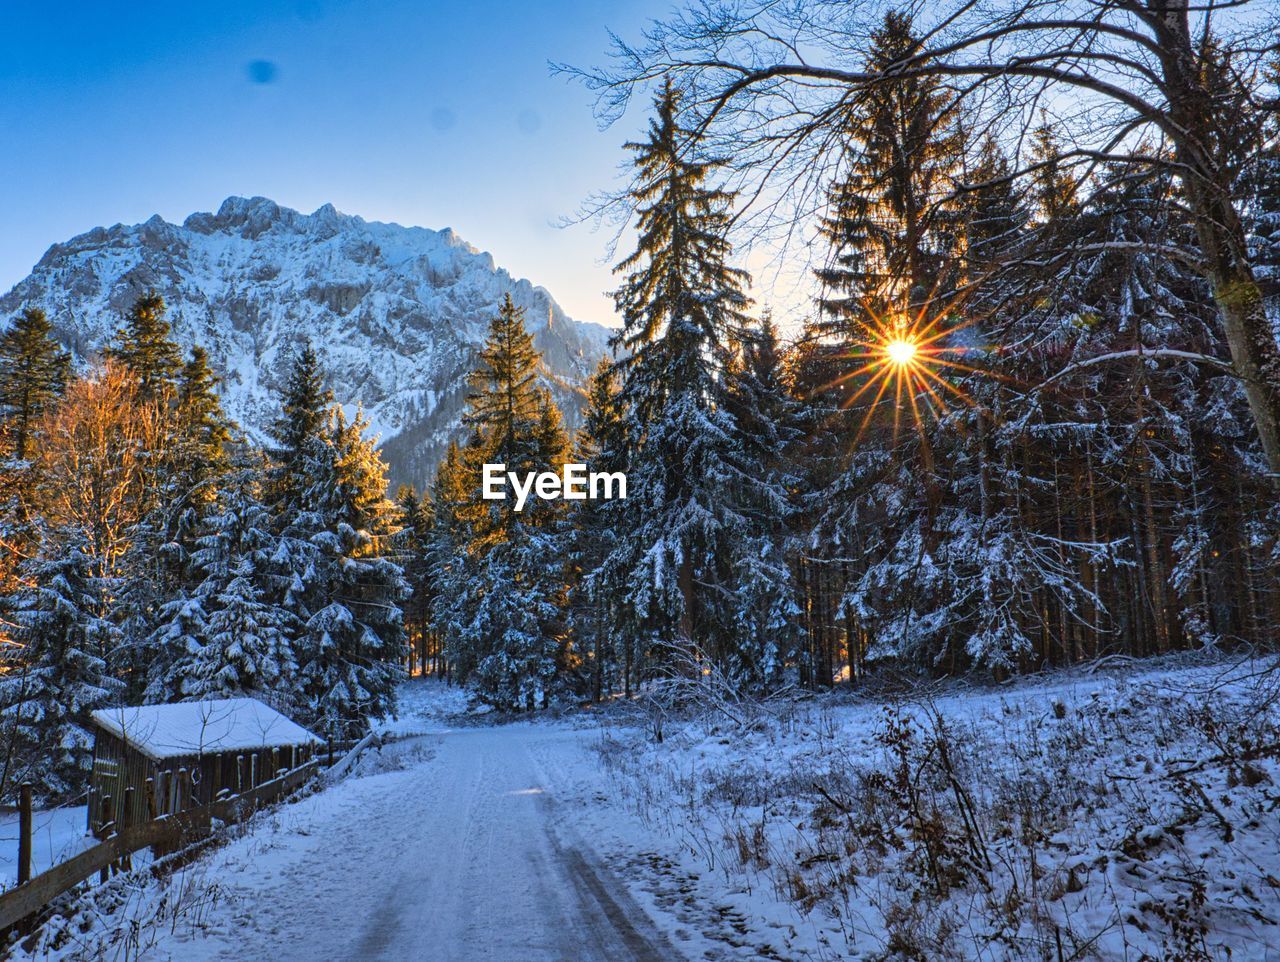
[91, 698, 319, 762]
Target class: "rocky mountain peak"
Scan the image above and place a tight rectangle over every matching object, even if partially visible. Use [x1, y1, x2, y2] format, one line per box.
[1, 197, 613, 488]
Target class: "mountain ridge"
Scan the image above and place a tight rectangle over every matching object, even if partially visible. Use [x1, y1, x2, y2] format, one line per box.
[1, 196, 614, 488]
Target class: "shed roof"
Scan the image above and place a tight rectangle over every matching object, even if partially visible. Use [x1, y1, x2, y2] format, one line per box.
[91, 698, 319, 762]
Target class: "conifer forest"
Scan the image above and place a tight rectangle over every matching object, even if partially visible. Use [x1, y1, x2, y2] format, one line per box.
[2, 2, 1279, 960]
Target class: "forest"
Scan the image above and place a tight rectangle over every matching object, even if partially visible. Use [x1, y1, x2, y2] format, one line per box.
[1, 0, 1278, 804]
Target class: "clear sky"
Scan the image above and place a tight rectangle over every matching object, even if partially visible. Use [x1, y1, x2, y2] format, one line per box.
[0, 0, 669, 326]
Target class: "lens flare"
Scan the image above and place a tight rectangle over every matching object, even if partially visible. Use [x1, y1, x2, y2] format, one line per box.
[815, 305, 992, 451]
[885, 338, 917, 366]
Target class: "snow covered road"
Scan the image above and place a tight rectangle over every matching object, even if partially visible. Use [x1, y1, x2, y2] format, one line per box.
[151, 725, 682, 962]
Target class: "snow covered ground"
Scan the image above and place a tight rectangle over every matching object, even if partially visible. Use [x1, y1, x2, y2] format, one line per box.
[372, 675, 478, 737]
[0, 805, 91, 891]
[591, 655, 1280, 961]
[10, 662, 1280, 961]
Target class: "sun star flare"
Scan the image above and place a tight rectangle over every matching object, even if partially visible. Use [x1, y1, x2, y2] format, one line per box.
[813, 311, 992, 452]
[885, 338, 918, 366]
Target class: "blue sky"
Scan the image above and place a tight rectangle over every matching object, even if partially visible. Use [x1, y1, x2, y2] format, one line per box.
[0, 0, 666, 324]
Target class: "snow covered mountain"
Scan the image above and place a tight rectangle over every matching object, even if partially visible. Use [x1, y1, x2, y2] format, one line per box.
[0, 196, 613, 488]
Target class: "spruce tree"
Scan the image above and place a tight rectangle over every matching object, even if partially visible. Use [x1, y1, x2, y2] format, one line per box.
[141, 579, 209, 703]
[962, 137, 1028, 271]
[1244, 88, 1280, 302]
[269, 341, 333, 512]
[175, 346, 232, 489]
[294, 406, 407, 736]
[460, 294, 547, 547]
[0, 307, 70, 462]
[260, 347, 406, 733]
[434, 298, 572, 708]
[151, 474, 298, 704]
[613, 80, 751, 425]
[1029, 123, 1081, 224]
[395, 485, 435, 676]
[468, 533, 562, 710]
[720, 316, 804, 688]
[606, 80, 756, 680]
[570, 358, 628, 699]
[0, 307, 70, 609]
[116, 345, 234, 703]
[803, 16, 976, 682]
[107, 290, 184, 401]
[0, 542, 121, 799]
[429, 439, 479, 683]
[815, 10, 964, 334]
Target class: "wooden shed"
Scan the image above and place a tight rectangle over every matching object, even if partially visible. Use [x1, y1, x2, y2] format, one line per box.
[88, 698, 320, 836]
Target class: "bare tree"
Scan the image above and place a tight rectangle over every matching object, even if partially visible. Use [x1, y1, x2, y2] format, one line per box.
[566, 0, 1280, 476]
[37, 361, 172, 583]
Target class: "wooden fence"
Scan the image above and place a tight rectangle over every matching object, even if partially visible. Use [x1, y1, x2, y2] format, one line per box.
[0, 758, 319, 932]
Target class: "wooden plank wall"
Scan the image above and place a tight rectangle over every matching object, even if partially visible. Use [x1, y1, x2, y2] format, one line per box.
[0, 759, 320, 932]
[88, 736, 317, 838]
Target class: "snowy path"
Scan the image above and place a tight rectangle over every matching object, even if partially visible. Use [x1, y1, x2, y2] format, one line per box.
[153, 725, 682, 962]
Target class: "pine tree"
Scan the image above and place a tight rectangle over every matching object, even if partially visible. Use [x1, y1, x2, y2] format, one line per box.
[605, 80, 757, 680]
[0, 541, 121, 800]
[570, 358, 628, 699]
[395, 485, 435, 676]
[107, 290, 184, 401]
[429, 440, 479, 683]
[441, 299, 572, 708]
[1244, 65, 1280, 303]
[613, 81, 751, 424]
[115, 346, 233, 703]
[466, 295, 542, 437]
[468, 532, 562, 711]
[1248, 145, 1280, 301]
[95, 305, 210, 695]
[962, 136, 1028, 271]
[0, 307, 70, 462]
[134, 347, 234, 680]
[801, 17, 985, 683]
[293, 406, 407, 737]
[460, 294, 547, 547]
[1029, 123, 1080, 224]
[151, 474, 298, 705]
[720, 316, 803, 688]
[175, 346, 232, 490]
[815, 11, 965, 335]
[269, 341, 333, 512]
[799, 15, 971, 681]
[0, 307, 71, 609]
[141, 578, 209, 703]
[577, 359, 628, 472]
[259, 344, 407, 733]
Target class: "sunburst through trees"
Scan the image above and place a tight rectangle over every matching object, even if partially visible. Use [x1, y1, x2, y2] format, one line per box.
[825, 310, 984, 448]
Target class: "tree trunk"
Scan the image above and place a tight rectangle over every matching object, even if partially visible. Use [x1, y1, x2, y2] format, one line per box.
[1211, 269, 1280, 477]
[1153, 3, 1280, 477]
[678, 556, 695, 667]
[1139, 461, 1172, 655]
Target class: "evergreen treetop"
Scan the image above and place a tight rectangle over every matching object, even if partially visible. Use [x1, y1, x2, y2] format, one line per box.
[464, 294, 544, 463]
[269, 341, 334, 510]
[177, 347, 232, 454]
[613, 79, 751, 423]
[459, 296, 567, 546]
[0, 306, 71, 462]
[815, 10, 964, 333]
[107, 290, 184, 401]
